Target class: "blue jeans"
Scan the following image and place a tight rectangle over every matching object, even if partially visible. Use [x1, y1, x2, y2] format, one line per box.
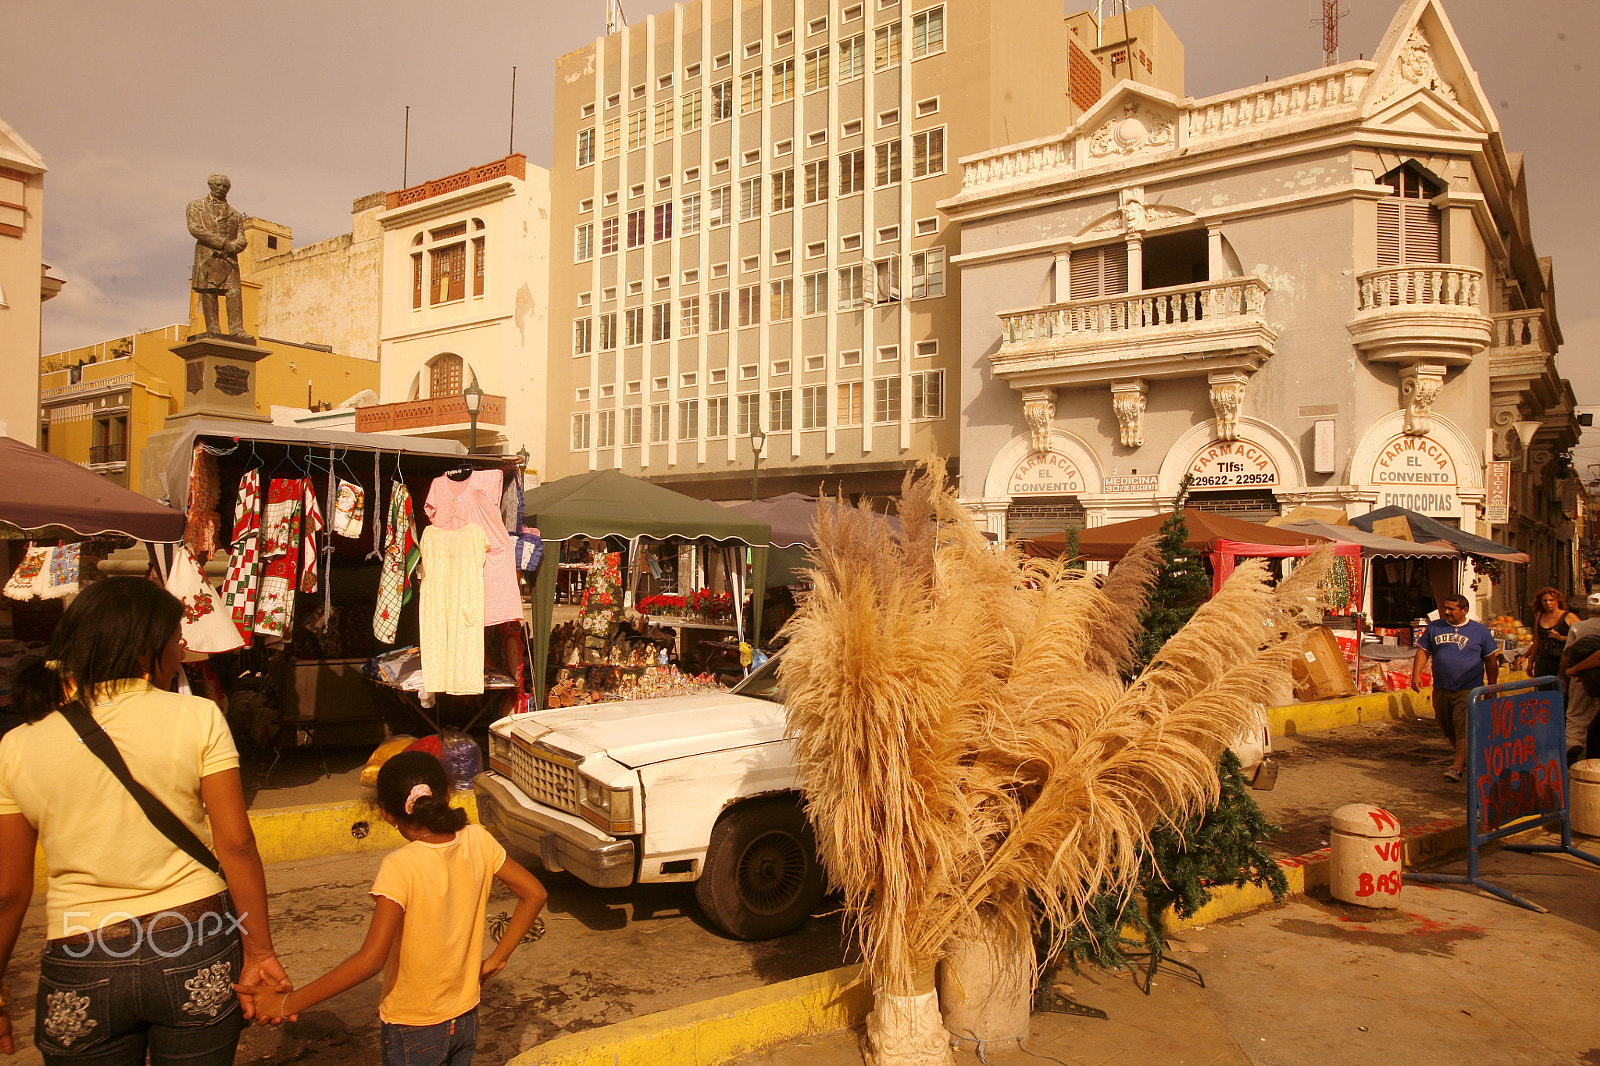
[33, 902, 244, 1065]
[380, 1008, 479, 1066]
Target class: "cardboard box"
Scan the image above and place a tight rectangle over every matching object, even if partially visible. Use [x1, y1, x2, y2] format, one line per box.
[1292, 625, 1358, 702]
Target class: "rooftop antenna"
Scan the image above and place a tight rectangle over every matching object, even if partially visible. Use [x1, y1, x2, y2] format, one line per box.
[606, 0, 628, 36]
[1095, 0, 1134, 77]
[402, 106, 410, 189]
[509, 67, 517, 156]
[1318, 0, 1346, 66]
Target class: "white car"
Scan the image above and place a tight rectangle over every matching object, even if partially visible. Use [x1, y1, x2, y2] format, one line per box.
[472, 654, 824, 940]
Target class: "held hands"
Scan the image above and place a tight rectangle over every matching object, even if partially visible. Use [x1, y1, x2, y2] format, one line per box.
[233, 976, 299, 1026]
[1, 1007, 13, 1056]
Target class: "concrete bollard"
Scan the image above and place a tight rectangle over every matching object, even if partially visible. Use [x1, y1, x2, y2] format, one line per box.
[1571, 760, 1600, 838]
[1329, 803, 1404, 908]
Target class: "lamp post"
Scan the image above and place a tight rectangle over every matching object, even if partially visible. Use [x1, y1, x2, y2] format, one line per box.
[750, 424, 767, 502]
[462, 380, 484, 452]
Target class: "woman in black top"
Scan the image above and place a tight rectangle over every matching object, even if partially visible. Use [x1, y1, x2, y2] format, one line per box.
[1522, 586, 1580, 680]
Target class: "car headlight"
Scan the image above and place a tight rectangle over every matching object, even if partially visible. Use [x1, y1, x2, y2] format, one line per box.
[579, 774, 636, 835]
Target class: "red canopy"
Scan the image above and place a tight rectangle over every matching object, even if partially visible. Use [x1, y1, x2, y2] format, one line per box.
[0, 436, 185, 542]
[1023, 508, 1330, 561]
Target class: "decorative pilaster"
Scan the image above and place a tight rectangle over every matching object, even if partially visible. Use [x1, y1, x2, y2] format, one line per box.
[1398, 362, 1446, 436]
[1110, 379, 1147, 448]
[1021, 387, 1057, 455]
[1207, 370, 1249, 441]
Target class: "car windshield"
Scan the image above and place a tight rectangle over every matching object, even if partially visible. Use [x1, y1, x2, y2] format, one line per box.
[730, 650, 784, 703]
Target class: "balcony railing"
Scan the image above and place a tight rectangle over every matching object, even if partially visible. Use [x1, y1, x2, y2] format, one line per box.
[1356, 264, 1482, 311]
[90, 442, 128, 465]
[1488, 309, 1551, 354]
[1000, 276, 1270, 345]
[354, 394, 506, 434]
[385, 155, 526, 210]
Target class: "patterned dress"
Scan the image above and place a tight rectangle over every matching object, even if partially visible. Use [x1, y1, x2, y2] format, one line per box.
[424, 470, 521, 626]
[420, 523, 488, 695]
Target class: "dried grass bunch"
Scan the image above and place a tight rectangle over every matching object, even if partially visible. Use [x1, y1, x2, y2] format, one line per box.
[779, 460, 1329, 994]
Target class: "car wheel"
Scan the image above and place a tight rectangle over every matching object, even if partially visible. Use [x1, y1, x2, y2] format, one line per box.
[696, 800, 824, 941]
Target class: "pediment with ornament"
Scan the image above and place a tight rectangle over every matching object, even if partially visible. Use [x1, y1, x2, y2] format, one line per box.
[1359, 0, 1497, 137]
[1074, 83, 1181, 169]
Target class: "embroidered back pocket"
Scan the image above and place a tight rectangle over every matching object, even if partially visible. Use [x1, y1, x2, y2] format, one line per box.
[34, 973, 112, 1054]
[158, 937, 243, 1029]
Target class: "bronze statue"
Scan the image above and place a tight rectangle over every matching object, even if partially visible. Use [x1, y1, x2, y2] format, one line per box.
[187, 173, 250, 337]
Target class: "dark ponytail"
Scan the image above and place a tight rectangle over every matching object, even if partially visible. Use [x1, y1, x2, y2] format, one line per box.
[12, 576, 183, 723]
[375, 750, 469, 835]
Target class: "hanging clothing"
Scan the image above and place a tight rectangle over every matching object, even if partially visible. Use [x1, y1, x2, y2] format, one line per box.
[255, 477, 304, 639]
[333, 480, 365, 539]
[299, 479, 324, 595]
[3, 545, 52, 602]
[419, 523, 488, 695]
[220, 468, 263, 643]
[183, 446, 222, 566]
[165, 546, 244, 654]
[424, 470, 521, 627]
[374, 482, 421, 645]
[42, 543, 81, 601]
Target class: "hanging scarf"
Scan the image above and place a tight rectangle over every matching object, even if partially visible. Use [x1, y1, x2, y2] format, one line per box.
[300, 477, 324, 595]
[373, 481, 420, 644]
[255, 477, 303, 638]
[184, 446, 222, 566]
[220, 468, 263, 642]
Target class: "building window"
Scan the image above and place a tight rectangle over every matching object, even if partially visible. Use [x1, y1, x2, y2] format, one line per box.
[839, 34, 866, 80]
[809, 15, 828, 34]
[712, 80, 734, 120]
[874, 22, 901, 68]
[626, 110, 645, 150]
[800, 385, 827, 429]
[681, 89, 703, 132]
[705, 396, 729, 438]
[771, 58, 795, 102]
[1377, 164, 1444, 266]
[573, 318, 593, 355]
[734, 393, 760, 436]
[910, 370, 943, 419]
[601, 217, 619, 254]
[599, 312, 618, 350]
[571, 412, 591, 450]
[603, 117, 621, 157]
[653, 201, 673, 241]
[738, 284, 761, 326]
[429, 354, 464, 397]
[804, 47, 830, 92]
[910, 247, 944, 298]
[430, 243, 465, 304]
[575, 223, 594, 262]
[1068, 244, 1129, 299]
[652, 301, 672, 341]
[411, 253, 423, 309]
[874, 376, 901, 423]
[654, 99, 675, 140]
[912, 5, 944, 58]
[804, 160, 829, 203]
[802, 272, 828, 315]
[627, 209, 646, 248]
[837, 265, 864, 310]
[875, 139, 902, 186]
[677, 399, 700, 440]
[650, 403, 671, 443]
[741, 70, 763, 112]
[739, 177, 762, 221]
[912, 127, 945, 178]
[873, 256, 901, 303]
[769, 389, 793, 431]
[707, 290, 731, 330]
[709, 185, 732, 226]
[472, 238, 485, 296]
[681, 296, 700, 335]
[837, 382, 864, 426]
[624, 306, 645, 346]
[577, 127, 596, 166]
[770, 278, 793, 320]
[622, 408, 643, 446]
[771, 169, 794, 211]
[839, 149, 865, 194]
[595, 410, 616, 448]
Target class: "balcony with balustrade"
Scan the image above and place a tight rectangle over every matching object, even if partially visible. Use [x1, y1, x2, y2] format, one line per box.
[1346, 263, 1491, 366]
[354, 393, 506, 440]
[989, 276, 1277, 390]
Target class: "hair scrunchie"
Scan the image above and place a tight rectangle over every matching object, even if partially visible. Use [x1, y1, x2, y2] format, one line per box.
[404, 784, 432, 815]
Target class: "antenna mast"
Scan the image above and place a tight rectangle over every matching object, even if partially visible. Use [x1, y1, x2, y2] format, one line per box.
[1321, 0, 1341, 66]
[606, 0, 628, 36]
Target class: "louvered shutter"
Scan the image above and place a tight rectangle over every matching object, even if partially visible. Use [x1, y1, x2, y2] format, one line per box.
[1403, 203, 1441, 262]
[1068, 245, 1129, 300]
[1377, 200, 1401, 267]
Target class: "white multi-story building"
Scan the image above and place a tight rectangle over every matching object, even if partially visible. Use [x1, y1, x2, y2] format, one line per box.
[943, 0, 1581, 612]
[1, 116, 61, 445]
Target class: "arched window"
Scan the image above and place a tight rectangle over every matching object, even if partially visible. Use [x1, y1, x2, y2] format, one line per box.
[1376, 163, 1444, 266]
[429, 354, 464, 398]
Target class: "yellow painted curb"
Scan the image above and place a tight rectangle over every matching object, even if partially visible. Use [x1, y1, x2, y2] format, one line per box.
[30, 793, 479, 895]
[1268, 689, 1433, 737]
[505, 963, 871, 1066]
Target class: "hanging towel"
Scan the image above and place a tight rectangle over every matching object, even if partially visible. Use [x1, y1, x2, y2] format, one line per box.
[40, 542, 81, 601]
[3, 545, 52, 602]
[373, 481, 420, 644]
[332, 479, 365, 538]
[220, 468, 263, 642]
[166, 545, 245, 654]
[299, 477, 324, 595]
[255, 477, 303, 639]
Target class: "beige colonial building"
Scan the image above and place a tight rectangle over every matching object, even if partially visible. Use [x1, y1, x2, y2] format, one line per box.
[547, 0, 1180, 498]
[942, 0, 1581, 614]
[358, 154, 551, 467]
[0, 116, 63, 445]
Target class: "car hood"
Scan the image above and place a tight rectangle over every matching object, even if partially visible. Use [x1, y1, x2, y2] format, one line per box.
[502, 693, 790, 768]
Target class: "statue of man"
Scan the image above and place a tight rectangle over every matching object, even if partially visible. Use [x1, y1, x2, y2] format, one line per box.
[187, 173, 250, 337]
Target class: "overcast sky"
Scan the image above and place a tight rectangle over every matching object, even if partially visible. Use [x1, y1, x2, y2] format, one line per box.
[6, 0, 1596, 469]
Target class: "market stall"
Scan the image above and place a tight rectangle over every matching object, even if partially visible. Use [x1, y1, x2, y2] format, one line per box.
[522, 469, 770, 705]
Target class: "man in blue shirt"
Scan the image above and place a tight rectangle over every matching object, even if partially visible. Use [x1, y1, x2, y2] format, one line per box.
[1411, 594, 1500, 783]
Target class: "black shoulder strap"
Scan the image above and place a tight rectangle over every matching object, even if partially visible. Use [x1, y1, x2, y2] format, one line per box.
[60, 705, 223, 875]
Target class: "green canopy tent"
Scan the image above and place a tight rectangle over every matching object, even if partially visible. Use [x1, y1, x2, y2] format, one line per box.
[523, 469, 771, 705]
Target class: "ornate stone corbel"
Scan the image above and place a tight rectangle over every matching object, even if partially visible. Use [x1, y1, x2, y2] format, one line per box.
[1020, 388, 1057, 455]
[1489, 398, 1521, 459]
[1110, 379, 1147, 448]
[1398, 363, 1446, 436]
[1207, 370, 1249, 441]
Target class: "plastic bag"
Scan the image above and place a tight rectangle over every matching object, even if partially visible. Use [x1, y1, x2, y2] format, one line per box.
[438, 731, 484, 790]
[361, 734, 418, 788]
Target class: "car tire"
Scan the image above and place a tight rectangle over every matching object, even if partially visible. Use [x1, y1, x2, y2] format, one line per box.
[695, 800, 824, 941]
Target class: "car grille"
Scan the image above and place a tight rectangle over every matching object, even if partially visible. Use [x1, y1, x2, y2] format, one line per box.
[504, 741, 580, 816]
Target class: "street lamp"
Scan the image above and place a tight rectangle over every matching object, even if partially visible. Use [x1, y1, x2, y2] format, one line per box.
[462, 379, 484, 452]
[750, 424, 767, 501]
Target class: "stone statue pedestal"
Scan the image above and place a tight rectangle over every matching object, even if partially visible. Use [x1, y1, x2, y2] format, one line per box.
[169, 334, 270, 423]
